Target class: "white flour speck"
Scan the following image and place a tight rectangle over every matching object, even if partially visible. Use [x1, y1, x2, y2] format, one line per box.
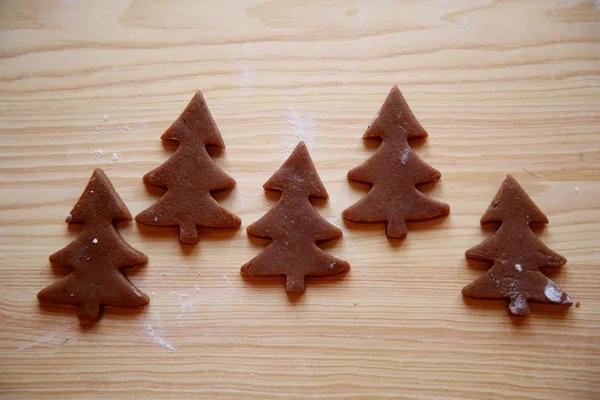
[544, 282, 563, 303]
[515, 264, 523, 272]
[249, 373, 254, 378]
[222, 275, 232, 286]
[91, 149, 104, 158]
[153, 216, 158, 223]
[112, 153, 118, 162]
[194, 286, 200, 292]
[92, 238, 98, 244]
[67, 213, 72, 221]
[150, 291, 155, 297]
[103, 114, 108, 122]
[282, 109, 316, 159]
[575, 186, 580, 193]
[509, 296, 527, 314]
[400, 147, 410, 164]
[124, 126, 130, 131]
[144, 324, 174, 352]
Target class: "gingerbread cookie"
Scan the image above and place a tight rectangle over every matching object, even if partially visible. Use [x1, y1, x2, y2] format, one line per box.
[136, 90, 241, 244]
[38, 169, 149, 321]
[241, 142, 350, 294]
[463, 175, 572, 315]
[343, 85, 449, 239]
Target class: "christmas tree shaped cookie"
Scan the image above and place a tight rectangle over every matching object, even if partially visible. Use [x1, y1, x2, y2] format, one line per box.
[38, 169, 149, 321]
[463, 175, 572, 315]
[343, 85, 449, 239]
[136, 90, 241, 244]
[241, 142, 350, 294]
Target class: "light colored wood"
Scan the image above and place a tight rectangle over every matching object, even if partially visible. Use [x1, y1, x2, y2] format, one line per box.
[1, 0, 599, 398]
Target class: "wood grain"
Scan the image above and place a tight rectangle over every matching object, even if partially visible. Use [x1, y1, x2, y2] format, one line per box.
[1, 0, 599, 399]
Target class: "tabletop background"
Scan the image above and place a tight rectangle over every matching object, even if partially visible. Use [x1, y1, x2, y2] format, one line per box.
[1, 0, 599, 399]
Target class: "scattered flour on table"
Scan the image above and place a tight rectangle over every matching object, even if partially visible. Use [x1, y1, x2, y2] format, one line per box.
[18, 331, 59, 351]
[103, 114, 108, 122]
[144, 312, 174, 352]
[18, 325, 71, 351]
[327, 215, 348, 235]
[91, 149, 104, 158]
[230, 59, 254, 94]
[144, 324, 174, 352]
[282, 109, 316, 159]
[575, 186, 580, 193]
[112, 153, 118, 162]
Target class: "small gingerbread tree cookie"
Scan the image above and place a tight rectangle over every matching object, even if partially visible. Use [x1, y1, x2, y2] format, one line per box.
[38, 169, 149, 321]
[463, 175, 572, 315]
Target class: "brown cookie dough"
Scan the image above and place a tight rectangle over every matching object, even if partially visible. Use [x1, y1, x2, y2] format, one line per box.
[463, 175, 572, 315]
[343, 85, 449, 239]
[38, 169, 149, 321]
[241, 142, 350, 294]
[136, 90, 241, 244]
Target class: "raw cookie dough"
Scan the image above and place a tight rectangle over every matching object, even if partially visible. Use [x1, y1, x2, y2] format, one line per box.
[136, 90, 241, 244]
[241, 142, 350, 294]
[38, 169, 149, 321]
[462, 175, 572, 315]
[343, 85, 449, 239]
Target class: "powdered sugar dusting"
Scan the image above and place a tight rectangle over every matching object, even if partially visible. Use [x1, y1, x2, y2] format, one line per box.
[282, 109, 316, 159]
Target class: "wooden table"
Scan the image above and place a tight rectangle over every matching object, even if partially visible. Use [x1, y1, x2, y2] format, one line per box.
[1, 1, 599, 399]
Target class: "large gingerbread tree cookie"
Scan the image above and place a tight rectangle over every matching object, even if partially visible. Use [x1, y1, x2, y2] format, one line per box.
[241, 142, 350, 294]
[136, 91, 241, 244]
[343, 85, 449, 239]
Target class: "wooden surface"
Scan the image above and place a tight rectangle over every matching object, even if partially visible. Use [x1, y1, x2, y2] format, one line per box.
[1, 0, 599, 399]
